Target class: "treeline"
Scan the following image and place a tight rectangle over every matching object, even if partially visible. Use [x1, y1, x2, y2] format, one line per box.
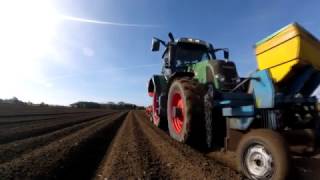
[0, 97, 52, 107]
[0, 97, 25, 105]
[0, 97, 144, 110]
[70, 101, 144, 110]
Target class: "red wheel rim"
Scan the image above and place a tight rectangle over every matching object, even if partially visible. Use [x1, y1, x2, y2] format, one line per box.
[152, 92, 160, 125]
[171, 92, 184, 133]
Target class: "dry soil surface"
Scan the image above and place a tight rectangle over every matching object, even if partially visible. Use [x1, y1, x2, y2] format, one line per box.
[1, 106, 320, 180]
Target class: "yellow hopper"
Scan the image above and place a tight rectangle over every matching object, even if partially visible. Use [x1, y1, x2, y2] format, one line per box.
[255, 23, 320, 83]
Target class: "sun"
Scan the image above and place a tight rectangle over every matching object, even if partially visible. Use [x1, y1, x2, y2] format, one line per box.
[0, 0, 60, 94]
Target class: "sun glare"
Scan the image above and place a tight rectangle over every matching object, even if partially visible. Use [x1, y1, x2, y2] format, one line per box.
[0, 0, 59, 96]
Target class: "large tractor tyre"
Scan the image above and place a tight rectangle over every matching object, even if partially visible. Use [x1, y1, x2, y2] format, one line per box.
[151, 92, 167, 129]
[167, 78, 205, 146]
[237, 129, 290, 180]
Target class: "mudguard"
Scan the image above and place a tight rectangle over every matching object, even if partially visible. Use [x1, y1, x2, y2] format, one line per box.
[147, 75, 168, 117]
[147, 75, 167, 96]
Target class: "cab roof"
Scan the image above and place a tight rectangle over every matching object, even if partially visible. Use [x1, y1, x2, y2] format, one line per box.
[175, 37, 212, 49]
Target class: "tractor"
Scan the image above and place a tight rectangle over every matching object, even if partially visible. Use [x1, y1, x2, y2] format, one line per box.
[147, 23, 320, 180]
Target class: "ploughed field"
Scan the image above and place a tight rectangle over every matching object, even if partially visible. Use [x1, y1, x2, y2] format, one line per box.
[0, 104, 319, 179]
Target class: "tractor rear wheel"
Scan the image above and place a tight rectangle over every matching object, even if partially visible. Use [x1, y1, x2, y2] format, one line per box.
[237, 129, 290, 180]
[167, 78, 205, 145]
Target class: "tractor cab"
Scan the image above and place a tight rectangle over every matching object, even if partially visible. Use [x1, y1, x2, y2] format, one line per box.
[168, 39, 214, 67]
[152, 33, 230, 78]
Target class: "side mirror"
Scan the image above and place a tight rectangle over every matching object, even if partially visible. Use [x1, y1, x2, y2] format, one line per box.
[223, 50, 229, 60]
[213, 48, 229, 60]
[151, 38, 160, 51]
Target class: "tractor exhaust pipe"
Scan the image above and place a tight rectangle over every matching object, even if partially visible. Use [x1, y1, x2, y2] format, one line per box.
[168, 32, 175, 42]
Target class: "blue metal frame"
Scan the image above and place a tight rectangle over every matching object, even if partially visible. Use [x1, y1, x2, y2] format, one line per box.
[223, 105, 255, 130]
[214, 70, 276, 130]
[250, 70, 275, 108]
[222, 105, 255, 117]
[208, 66, 320, 132]
[227, 117, 254, 130]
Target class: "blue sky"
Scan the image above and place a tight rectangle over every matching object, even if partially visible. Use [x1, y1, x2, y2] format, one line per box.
[0, 0, 320, 106]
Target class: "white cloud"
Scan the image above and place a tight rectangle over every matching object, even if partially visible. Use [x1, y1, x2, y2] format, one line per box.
[59, 14, 160, 28]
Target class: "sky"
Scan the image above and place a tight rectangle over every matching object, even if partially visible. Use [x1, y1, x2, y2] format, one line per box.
[0, 0, 320, 106]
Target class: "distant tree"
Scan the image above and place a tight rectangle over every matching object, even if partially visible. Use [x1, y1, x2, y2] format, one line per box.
[107, 101, 115, 105]
[5, 97, 25, 105]
[70, 101, 139, 110]
[10, 97, 19, 103]
[40, 102, 48, 107]
[70, 101, 100, 109]
[27, 101, 33, 106]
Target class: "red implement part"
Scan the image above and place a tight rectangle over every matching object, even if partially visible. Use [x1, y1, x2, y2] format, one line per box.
[148, 92, 154, 97]
[152, 93, 160, 126]
[145, 105, 152, 116]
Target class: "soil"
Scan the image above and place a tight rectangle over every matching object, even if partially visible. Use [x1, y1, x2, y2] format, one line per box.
[0, 106, 127, 180]
[0, 105, 319, 179]
[95, 111, 244, 180]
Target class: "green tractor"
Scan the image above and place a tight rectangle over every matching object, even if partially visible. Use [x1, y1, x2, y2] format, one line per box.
[148, 33, 243, 147]
[147, 25, 320, 180]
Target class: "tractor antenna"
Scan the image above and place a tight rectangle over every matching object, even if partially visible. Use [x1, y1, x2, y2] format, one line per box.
[168, 32, 175, 42]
